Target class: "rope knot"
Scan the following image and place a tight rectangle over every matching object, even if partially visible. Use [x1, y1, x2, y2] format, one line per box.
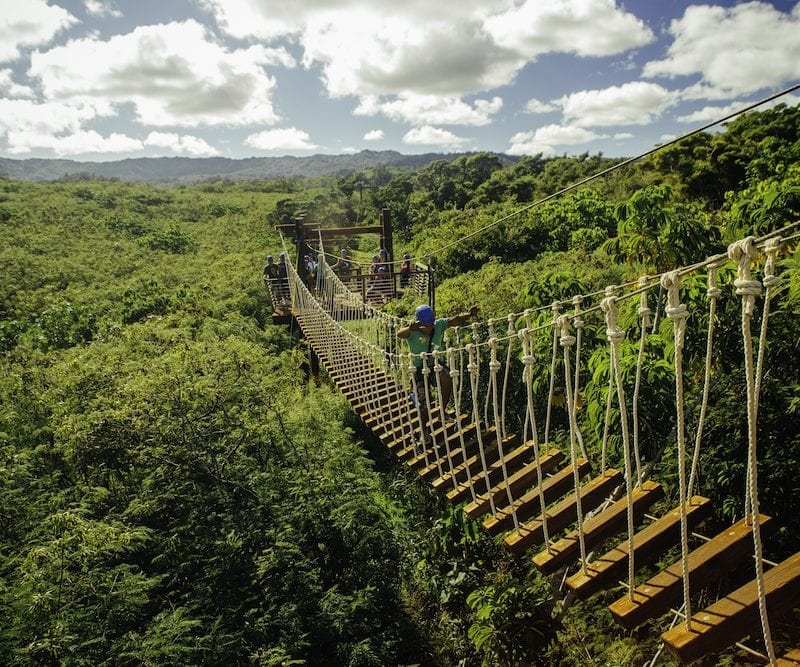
[557, 314, 576, 348]
[600, 296, 625, 342]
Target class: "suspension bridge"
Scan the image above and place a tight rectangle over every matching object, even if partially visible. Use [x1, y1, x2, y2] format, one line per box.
[267, 226, 800, 666]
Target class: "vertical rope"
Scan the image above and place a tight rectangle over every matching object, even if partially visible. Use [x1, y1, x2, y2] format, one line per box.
[559, 314, 587, 567]
[468, 343, 496, 515]
[661, 270, 691, 624]
[632, 276, 651, 489]
[520, 327, 550, 547]
[545, 301, 561, 444]
[488, 336, 518, 532]
[728, 237, 776, 664]
[447, 346, 475, 498]
[571, 295, 589, 461]
[600, 293, 636, 597]
[500, 314, 516, 440]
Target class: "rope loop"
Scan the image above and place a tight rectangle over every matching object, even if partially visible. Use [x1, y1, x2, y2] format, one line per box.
[762, 236, 782, 288]
[432, 349, 443, 372]
[488, 337, 501, 372]
[420, 352, 431, 376]
[600, 295, 625, 343]
[728, 236, 762, 315]
[637, 275, 652, 328]
[557, 314, 576, 348]
[467, 343, 478, 376]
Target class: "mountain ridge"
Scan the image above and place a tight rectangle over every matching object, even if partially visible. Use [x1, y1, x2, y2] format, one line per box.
[0, 150, 519, 184]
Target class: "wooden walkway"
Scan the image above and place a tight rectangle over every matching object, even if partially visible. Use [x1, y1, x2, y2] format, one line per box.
[292, 309, 800, 665]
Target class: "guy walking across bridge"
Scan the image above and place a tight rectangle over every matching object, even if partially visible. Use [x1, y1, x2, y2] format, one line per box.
[397, 303, 479, 444]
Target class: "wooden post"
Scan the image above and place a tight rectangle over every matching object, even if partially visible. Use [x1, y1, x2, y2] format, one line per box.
[294, 216, 306, 282]
[380, 208, 394, 264]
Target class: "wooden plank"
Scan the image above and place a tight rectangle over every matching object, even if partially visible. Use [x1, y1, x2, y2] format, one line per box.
[430, 428, 501, 491]
[534, 481, 664, 576]
[777, 649, 800, 666]
[414, 424, 480, 479]
[660, 549, 800, 665]
[464, 448, 564, 519]
[482, 460, 591, 536]
[567, 496, 713, 601]
[442, 435, 523, 503]
[608, 513, 772, 631]
[504, 469, 623, 555]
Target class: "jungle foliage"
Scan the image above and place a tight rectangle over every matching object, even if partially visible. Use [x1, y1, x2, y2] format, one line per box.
[2, 104, 799, 666]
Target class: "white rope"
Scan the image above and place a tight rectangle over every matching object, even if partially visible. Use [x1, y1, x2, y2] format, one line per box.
[468, 343, 497, 515]
[687, 260, 724, 498]
[661, 270, 691, 625]
[728, 236, 776, 665]
[544, 301, 561, 444]
[600, 291, 636, 598]
[520, 327, 550, 547]
[571, 295, 589, 461]
[558, 314, 587, 568]
[632, 276, 651, 488]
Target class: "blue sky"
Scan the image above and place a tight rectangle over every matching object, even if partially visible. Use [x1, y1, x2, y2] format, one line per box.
[1, 0, 798, 161]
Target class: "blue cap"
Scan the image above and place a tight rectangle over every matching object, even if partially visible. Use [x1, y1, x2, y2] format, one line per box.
[415, 304, 435, 326]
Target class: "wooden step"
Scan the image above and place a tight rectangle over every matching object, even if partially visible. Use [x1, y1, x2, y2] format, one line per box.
[567, 496, 713, 601]
[444, 435, 523, 504]
[778, 649, 800, 666]
[464, 448, 564, 519]
[504, 469, 624, 555]
[414, 423, 480, 479]
[430, 428, 502, 491]
[660, 548, 800, 665]
[482, 459, 591, 536]
[405, 417, 475, 470]
[608, 513, 773, 631]
[534, 480, 664, 576]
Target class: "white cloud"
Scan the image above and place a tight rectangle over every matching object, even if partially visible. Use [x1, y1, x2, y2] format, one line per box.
[245, 128, 318, 151]
[402, 126, 468, 149]
[356, 94, 502, 126]
[0, 99, 103, 139]
[0, 69, 35, 98]
[525, 98, 557, 114]
[677, 94, 800, 124]
[363, 129, 384, 141]
[0, 0, 77, 63]
[557, 82, 677, 127]
[28, 20, 292, 127]
[144, 131, 220, 156]
[84, 1, 122, 19]
[644, 2, 800, 99]
[203, 0, 652, 108]
[507, 124, 602, 156]
[485, 0, 654, 58]
[613, 132, 633, 140]
[7, 129, 142, 156]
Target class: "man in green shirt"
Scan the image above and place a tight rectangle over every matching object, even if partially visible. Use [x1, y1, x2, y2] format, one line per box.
[397, 303, 479, 442]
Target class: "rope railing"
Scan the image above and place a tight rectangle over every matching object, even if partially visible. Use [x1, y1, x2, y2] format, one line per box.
[279, 225, 798, 664]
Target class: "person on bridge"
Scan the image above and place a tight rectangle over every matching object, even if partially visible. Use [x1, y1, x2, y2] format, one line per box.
[262, 255, 279, 287]
[397, 303, 479, 443]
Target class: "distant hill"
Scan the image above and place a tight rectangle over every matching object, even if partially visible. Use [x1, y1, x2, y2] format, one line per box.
[0, 150, 519, 184]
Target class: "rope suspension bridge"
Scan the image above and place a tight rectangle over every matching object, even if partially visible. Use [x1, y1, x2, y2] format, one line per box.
[268, 221, 800, 665]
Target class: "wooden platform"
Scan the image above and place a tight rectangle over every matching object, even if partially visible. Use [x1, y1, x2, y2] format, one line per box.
[661, 549, 800, 664]
[566, 496, 713, 602]
[608, 513, 772, 631]
[504, 469, 623, 555]
[533, 480, 664, 576]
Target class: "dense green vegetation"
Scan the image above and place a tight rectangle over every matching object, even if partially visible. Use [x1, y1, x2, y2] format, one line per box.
[2, 104, 799, 665]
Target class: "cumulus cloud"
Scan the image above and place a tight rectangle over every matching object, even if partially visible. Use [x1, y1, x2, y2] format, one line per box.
[677, 94, 800, 124]
[557, 82, 676, 127]
[0, 0, 77, 63]
[28, 20, 292, 127]
[363, 129, 384, 141]
[613, 132, 633, 140]
[0, 69, 35, 98]
[525, 98, 557, 114]
[84, 1, 122, 18]
[7, 129, 142, 156]
[245, 127, 318, 151]
[356, 94, 502, 126]
[144, 131, 220, 156]
[203, 0, 652, 106]
[644, 2, 800, 99]
[507, 124, 602, 156]
[402, 126, 468, 149]
[484, 0, 654, 58]
[0, 99, 103, 139]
